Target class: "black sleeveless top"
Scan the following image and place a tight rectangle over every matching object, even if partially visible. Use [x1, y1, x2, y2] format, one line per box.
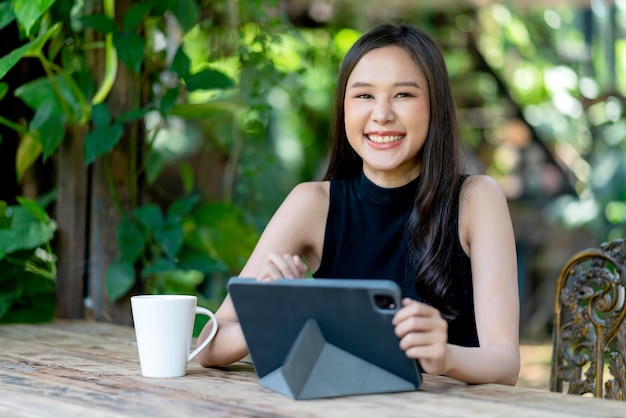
[313, 172, 479, 347]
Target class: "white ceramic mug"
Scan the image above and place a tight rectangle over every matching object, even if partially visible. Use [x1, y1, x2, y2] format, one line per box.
[131, 295, 218, 378]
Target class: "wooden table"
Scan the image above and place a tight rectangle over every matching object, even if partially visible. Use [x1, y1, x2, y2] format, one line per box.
[1, 321, 624, 417]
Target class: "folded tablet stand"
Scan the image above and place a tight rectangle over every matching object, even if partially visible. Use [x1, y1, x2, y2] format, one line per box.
[259, 319, 419, 399]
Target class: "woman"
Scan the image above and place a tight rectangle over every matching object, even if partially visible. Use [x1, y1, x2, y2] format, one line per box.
[197, 23, 520, 385]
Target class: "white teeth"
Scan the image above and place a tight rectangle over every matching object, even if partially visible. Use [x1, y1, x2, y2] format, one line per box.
[367, 135, 403, 143]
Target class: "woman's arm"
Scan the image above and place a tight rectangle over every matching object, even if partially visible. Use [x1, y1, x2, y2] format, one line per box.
[393, 175, 520, 385]
[196, 182, 329, 367]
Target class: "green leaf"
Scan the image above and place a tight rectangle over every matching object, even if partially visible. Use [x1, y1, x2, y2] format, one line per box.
[0, 204, 56, 255]
[178, 252, 228, 275]
[0, 82, 8, 101]
[132, 204, 163, 232]
[169, 0, 198, 33]
[80, 14, 117, 33]
[171, 46, 190, 78]
[117, 217, 146, 263]
[184, 69, 234, 92]
[0, 2, 16, 31]
[145, 148, 164, 185]
[12, 0, 55, 36]
[113, 30, 145, 73]
[84, 123, 123, 165]
[16, 196, 49, 223]
[29, 101, 66, 159]
[167, 195, 200, 220]
[179, 161, 194, 194]
[15, 75, 85, 123]
[0, 41, 32, 81]
[186, 202, 259, 272]
[159, 87, 179, 115]
[115, 107, 149, 123]
[141, 258, 176, 277]
[91, 102, 111, 129]
[169, 101, 241, 118]
[16, 133, 42, 182]
[153, 221, 184, 258]
[105, 261, 136, 302]
[122, 2, 152, 31]
[0, 201, 12, 229]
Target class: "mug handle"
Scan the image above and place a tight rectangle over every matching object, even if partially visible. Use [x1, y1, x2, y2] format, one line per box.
[188, 307, 218, 362]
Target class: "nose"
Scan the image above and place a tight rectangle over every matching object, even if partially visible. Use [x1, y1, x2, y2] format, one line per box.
[371, 97, 395, 124]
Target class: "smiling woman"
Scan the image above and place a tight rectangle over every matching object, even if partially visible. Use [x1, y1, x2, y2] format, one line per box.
[196, 23, 520, 388]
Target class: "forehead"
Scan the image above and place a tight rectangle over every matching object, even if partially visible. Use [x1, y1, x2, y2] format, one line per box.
[347, 46, 426, 85]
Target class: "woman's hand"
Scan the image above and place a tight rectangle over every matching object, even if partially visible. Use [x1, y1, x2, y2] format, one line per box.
[257, 252, 308, 281]
[392, 298, 449, 376]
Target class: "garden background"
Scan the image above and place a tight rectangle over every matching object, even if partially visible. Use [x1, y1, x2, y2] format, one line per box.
[1, 0, 625, 390]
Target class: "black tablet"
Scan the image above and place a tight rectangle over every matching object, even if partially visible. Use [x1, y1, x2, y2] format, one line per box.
[227, 277, 422, 399]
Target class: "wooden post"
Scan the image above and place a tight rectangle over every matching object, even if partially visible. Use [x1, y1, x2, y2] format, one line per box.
[55, 128, 89, 318]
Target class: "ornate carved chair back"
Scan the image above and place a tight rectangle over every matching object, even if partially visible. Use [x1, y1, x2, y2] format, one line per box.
[550, 238, 626, 401]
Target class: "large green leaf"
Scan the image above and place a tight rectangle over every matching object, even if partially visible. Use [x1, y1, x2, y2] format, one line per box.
[80, 14, 117, 34]
[167, 195, 200, 221]
[15, 75, 85, 123]
[171, 46, 190, 78]
[0, 204, 56, 257]
[91, 102, 111, 128]
[29, 101, 66, 159]
[0, 267, 55, 323]
[0, 23, 59, 80]
[16, 196, 49, 223]
[113, 30, 144, 73]
[117, 217, 146, 263]
[132, 204, 164, 232]
[0, 1, 16, 31]
[122, 2, 152, 31]
[12, 0, 56, 36]
[83, 123, 123, 165]
[105, 261, 135, 302]
[0, 41, 32, 81]
[169, 0, 198, 33]
[184, 69, 234, 91]
[186, 202, 258, 272]
[153, 221, 184, 258]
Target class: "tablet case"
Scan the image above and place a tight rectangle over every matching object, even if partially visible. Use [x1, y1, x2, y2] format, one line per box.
[227, 277, 422, 399]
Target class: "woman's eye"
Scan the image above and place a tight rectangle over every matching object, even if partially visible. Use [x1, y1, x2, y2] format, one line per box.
[396, 92, 413, 98]
[356, 93, 373, 99]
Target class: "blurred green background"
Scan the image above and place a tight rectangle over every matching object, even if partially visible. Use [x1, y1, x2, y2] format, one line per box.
[0, 0, 624, 340]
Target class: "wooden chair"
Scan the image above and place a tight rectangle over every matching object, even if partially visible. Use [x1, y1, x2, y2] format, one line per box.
[550, 238, 626, 401]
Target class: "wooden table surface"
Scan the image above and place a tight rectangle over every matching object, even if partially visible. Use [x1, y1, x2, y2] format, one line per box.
[1, 320, 625, 418]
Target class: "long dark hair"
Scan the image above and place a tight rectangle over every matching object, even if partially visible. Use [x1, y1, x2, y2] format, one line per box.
[323, 24, 465, 319]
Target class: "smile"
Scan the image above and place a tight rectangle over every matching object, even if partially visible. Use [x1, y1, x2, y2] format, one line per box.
[366, 134, 404, 144]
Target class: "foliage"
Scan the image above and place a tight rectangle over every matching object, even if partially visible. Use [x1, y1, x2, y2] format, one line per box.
[0, 196, 56, 323]
[0, 0, 280, 320]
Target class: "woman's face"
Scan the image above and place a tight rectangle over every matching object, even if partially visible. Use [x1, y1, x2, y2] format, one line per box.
[344, 45, 430, 186]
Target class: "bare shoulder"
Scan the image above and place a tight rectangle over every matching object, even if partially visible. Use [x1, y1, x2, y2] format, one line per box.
[281, 181, 330, 213]
[460, 175, 507, 206]
[459, 175, 511, 251]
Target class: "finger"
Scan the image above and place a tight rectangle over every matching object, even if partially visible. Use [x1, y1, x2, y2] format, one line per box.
[392, 299, 437, 325]
[292, 255, 308, 277]
[267, 253, 298, 278]
[256, 264, 283, 282]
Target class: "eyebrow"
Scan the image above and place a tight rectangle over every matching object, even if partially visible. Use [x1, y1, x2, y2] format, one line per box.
[348, 81, 423, 89]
